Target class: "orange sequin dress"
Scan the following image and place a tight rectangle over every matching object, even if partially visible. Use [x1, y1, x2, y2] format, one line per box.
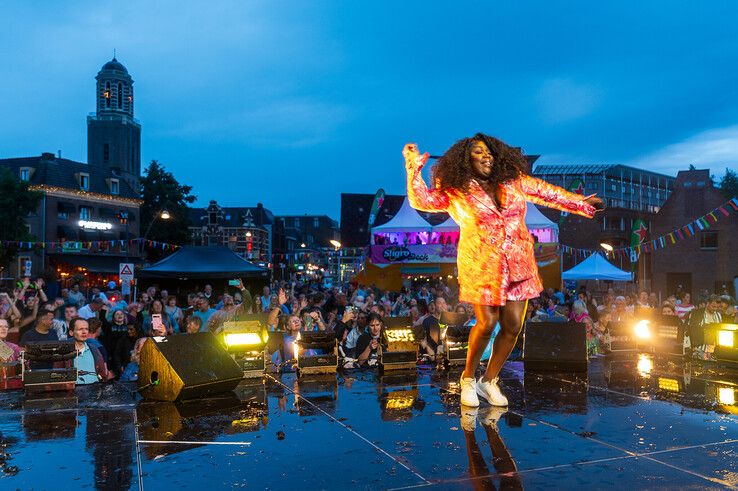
[407, 169, 596, 306]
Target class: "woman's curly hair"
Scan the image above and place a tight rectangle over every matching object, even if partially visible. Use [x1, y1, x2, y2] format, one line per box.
[431, 133, 528, 193]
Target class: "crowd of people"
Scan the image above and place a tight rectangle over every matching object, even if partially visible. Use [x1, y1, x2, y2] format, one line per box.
[1, 274, 737, 385]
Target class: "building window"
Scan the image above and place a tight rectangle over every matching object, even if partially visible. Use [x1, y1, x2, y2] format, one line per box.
[700, 231, 718, 249]
[79, 207, 91, 220]
[79, 173, 89, 190]
[117, 82, 123, 109]
[19, 168, 30, 181]
[313, 217, 319, 228]
[110, 179, 119, 195]
[611, 184, 616, 191]
[103, 143, 109, 162]
[294, 217, 300, 227]
[105, 82, 111, 108]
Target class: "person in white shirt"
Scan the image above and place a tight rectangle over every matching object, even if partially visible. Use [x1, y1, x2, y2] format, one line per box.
[52, 305, 77, 340]
[78, 298, 104, 320]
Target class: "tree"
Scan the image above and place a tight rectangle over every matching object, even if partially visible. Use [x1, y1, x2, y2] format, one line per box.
[0, 167, 43, 271]
[139, 161, 196, 258]
[718, 168, 738, 200]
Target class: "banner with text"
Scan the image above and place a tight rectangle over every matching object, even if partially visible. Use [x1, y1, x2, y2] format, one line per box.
[369, 243, 560, 266]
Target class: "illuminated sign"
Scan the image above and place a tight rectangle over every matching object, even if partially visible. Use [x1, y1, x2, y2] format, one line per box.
[78, 220, 113, 230]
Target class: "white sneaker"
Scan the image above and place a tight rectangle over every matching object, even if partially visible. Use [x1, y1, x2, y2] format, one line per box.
[460, 376, 480, 407]
[460, 406, 478, 431]
[476, 377, 508, 406]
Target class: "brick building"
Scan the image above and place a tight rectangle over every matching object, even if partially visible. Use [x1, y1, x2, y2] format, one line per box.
[188, 200, 274, 265]
[0, 57, 143, 281]
[532, 164, 676, 281]
[650, 169, 738, 298]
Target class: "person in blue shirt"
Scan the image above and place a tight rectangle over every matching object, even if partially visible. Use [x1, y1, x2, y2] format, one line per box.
[192, 296, 216, 332]
[68, 317, 109, 384]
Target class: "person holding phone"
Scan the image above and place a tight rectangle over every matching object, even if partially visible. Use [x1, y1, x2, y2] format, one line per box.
[404, 135, 603, 407]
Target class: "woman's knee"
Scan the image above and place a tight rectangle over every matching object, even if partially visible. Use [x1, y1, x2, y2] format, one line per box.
[499, 316, 524, 338]
[473, 316, 498, 336]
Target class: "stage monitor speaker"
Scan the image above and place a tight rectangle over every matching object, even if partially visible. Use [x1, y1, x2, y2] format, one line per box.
[138, 332, 243, 401]
[523, 321, 588, 372]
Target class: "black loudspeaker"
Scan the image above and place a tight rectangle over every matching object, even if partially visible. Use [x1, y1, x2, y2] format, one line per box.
[138, 332, 243, 401]
[523, 321, 588, 372]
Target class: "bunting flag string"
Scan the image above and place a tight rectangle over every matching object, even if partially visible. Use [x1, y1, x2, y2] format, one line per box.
[559, 196, 737, 260]
[0, 237, 182, 252]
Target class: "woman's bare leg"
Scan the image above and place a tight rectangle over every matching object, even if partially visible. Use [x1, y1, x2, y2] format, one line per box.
[461, 305, 499, 380]
[481, 300, 527, 382]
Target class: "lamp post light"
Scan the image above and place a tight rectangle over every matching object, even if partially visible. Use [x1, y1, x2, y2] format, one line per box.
[330, 240, 342, 283]
[141, 210, 171, 257]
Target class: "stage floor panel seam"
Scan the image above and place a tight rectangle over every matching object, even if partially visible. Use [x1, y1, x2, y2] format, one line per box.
[266, 373, 432, 486]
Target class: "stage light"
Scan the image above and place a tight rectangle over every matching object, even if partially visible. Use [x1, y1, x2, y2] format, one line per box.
[634, 320, 652, 339]
[219, 317, 270, 378]
[718, 330, 735, 348]
[294, 331, 338, 378]
[380, 318, 418, 372]
[385, 329, 415, 343]
[658, 377, 680, 392]
[719, 387, 736, 405]
[637, 354, 653, 377]
[223, 332, 265, 348]
[705, 324, 738, 364]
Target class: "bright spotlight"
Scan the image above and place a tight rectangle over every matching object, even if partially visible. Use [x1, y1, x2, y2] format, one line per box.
[637, 354, 653, 377]
[223, 332, 265, 348]
[718, 387, 736, 405]
[718, 330, 735, 348]
[634, 320, 651, 339]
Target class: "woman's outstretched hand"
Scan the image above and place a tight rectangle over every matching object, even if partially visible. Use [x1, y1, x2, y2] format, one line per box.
[584, 195, 606, 212]
[403, 143, 429, 172]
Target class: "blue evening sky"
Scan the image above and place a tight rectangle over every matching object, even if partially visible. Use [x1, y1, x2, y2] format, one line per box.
[1, 1, 737, 218]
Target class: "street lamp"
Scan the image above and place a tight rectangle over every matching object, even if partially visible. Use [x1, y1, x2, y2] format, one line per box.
[143, 210, 171, 241]
[600, 242, 613, 252]
[330, 240, 342, 283]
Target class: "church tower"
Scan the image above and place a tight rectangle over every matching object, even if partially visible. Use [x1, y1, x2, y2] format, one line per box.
[87, 56, 141, 190]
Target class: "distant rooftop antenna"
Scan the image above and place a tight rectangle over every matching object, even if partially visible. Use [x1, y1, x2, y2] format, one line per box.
[113, 48, 117, 59]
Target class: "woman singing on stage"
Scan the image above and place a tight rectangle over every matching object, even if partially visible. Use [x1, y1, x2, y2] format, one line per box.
[403, 134, 603, 407]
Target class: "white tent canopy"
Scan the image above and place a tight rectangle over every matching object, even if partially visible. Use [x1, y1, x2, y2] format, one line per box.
[426, 203, 559, 235]
[372, 197, 432, 233]
[525, 203, 558, 230]
[562, 253, 633, 281]
[432, 215, 459, 233]
[525, 203, 559, 243]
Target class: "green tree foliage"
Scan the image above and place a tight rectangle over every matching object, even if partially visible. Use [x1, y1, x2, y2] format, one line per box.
[718, 168, 738, 200]
[0, 167, 42, 270]
[140, 160, 196, 250]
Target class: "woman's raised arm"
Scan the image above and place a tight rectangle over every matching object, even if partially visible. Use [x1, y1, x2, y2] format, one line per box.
[403, 143, 449, 212]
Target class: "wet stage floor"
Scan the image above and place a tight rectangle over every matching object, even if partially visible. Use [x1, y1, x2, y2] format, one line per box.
[1, 354, 738, 490]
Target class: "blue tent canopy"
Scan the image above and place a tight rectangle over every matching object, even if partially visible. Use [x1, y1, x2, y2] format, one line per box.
[562, 253, 633, 281]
